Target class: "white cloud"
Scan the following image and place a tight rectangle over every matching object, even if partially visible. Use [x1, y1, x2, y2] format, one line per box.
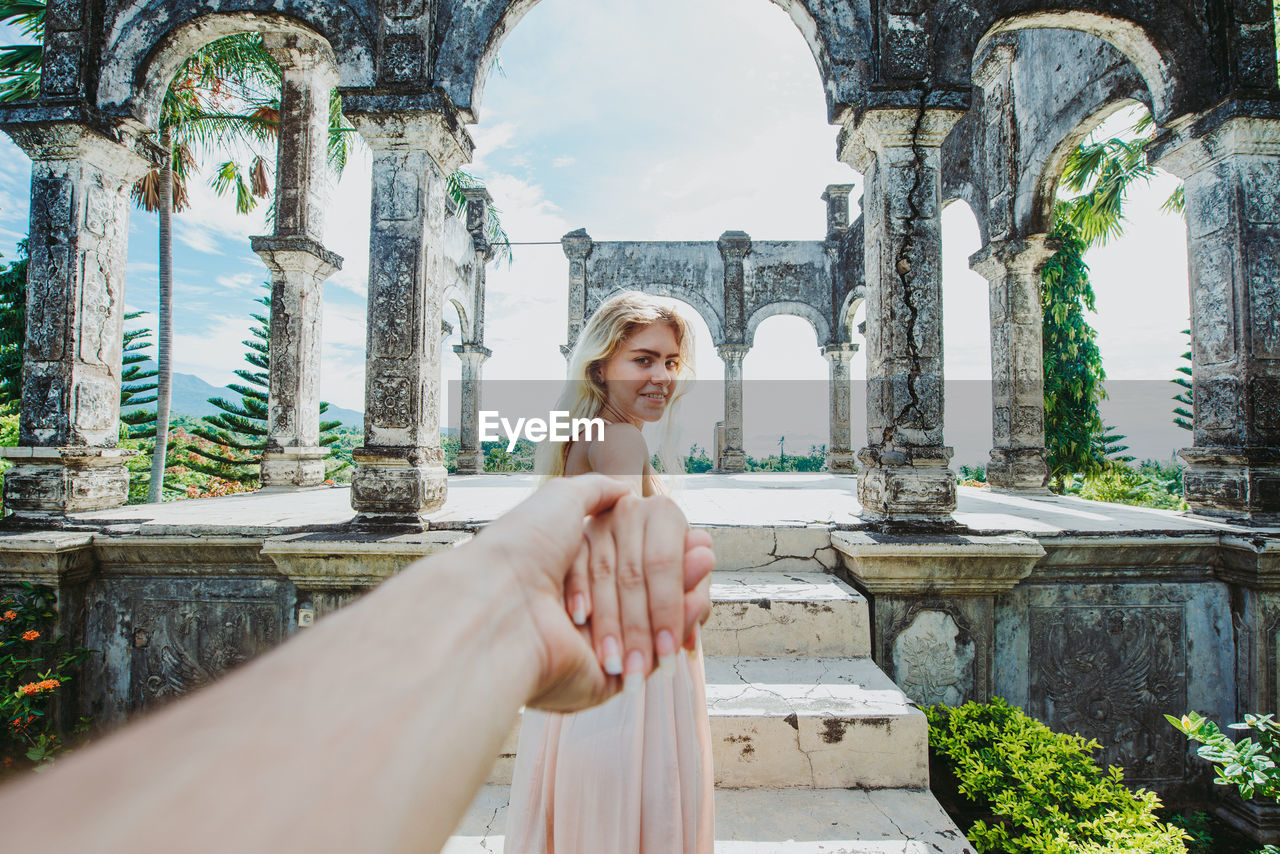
[171, 314, 259, 387]
[551, 156, 575, 168]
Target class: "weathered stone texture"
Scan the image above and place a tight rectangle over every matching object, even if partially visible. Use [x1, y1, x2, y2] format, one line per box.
[346, 111, 471, 522]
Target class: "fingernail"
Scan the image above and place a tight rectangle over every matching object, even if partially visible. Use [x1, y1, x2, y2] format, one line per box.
[656, 630, 676, 677]
[571, 594, 586, 627]
[624, 649, 645, 693]
[602, 636, 622, 676]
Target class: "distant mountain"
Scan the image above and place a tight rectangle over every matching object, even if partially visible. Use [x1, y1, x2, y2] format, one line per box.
[124, 362, 364, 429]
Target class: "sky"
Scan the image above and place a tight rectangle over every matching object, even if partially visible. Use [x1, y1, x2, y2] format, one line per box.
[0, 0, 1192, 459]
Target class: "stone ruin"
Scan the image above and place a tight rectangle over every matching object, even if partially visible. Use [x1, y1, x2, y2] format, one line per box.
[0, 1, 1279, 844]
[0, 1, 1275, 528]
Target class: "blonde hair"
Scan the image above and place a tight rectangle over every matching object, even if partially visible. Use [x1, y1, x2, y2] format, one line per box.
[535, 291, 695, 481]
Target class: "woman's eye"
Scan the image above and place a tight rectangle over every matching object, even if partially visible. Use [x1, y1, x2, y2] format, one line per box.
[636, 357, 650, 365]
[667, 361, 679, 369]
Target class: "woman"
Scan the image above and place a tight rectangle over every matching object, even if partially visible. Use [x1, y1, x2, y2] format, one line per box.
[505, 291, 714, 853]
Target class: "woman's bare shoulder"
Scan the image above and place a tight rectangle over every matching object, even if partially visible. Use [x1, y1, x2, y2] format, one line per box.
[584, 423, 648, 476]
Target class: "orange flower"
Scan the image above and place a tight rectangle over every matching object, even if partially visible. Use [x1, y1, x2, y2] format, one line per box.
[1, 610, 15, 621]
[17, 678, 60, 697]
[21, 630, 39, 641]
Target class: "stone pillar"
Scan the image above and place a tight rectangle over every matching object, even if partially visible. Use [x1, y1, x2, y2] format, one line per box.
[840, 107, 966, 521]
[821, 184, 854, 241]
[823, 343, 858, 472]
[718, 230, 751, 344]
[347, 111, 471, 524]
[453, 343, 490, 474]
[717, 345, 748, 472]
[970, 236, 1054, 491]
[0, 121, 154, 514]
[1152, 111, 1280, 524]
[252, 36, 342, 488]
[561, 228, 593, 359]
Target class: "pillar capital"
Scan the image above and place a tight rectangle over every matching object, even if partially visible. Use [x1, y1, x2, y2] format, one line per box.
[1150, 108, 1280, 179]
[822, 342, 859, 363]
[250, 234, 343, 279]
[717, 344, 750, 363]
[716, 230, 752, 258]
[347, 109, 473, 175]
[452, 342, 492, 361]
[968, 234, 1056, 282]
[838, 107, 967, 170]
[561, 228, 594, 259]
[3, 118, 156, 184]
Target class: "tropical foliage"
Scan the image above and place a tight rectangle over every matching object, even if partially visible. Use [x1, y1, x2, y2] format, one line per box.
[0, 240, 26, 409]
[0, 583, 93, 774]
[1041, 108, 1176, 492]
[1172, 326, 1193, 432]
[185, 288, 347, 486]
[928, 698, 1189, 854]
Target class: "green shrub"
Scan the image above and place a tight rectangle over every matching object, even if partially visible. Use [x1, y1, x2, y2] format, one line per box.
[927, 698, 1188, 853]
[1064, 460, 1188, 511]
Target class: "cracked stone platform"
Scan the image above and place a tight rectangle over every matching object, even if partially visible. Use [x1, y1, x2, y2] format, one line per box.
[50, 473, 1261, 536]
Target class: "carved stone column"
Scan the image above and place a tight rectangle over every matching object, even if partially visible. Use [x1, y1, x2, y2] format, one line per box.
[840, 107, 966, 521]
[347, 110, 471, 524]
[970, 236, 1053, 491]
[561, 228, 593, 359]
[823, 343, 858, 472]
[453, 343, 490, 474]
[717, 345, 748, 472]
[821, 184, 854, 241]
[252, 36, 342, 488]
[0, 121, 154, 514]
[718, 230, 751, 344]
[1152, 110, 1280, 524]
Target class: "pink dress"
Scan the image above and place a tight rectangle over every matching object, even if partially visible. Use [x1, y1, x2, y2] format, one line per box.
[504, 639, 714, 853]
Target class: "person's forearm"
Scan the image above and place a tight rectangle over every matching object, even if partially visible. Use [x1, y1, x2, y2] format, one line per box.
[0, 539, 539, 854]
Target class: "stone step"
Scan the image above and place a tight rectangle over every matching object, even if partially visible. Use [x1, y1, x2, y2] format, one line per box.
[489, 657, 927, 790]
[706, 525, 840, 574]
[704, 570, 870, 658]
[446, 785, 974, 853]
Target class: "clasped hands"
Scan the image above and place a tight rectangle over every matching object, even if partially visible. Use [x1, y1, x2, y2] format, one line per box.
[477, 474, 714, 712]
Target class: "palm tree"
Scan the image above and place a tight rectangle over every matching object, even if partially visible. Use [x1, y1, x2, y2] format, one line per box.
[131, 34, 283, 502]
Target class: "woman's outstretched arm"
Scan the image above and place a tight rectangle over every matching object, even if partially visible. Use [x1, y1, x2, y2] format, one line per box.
[0, 475, 714, 854]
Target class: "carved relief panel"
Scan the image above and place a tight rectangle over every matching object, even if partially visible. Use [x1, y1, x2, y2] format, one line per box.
[128, 596, 283, 711]
[1030, 603, 1186, 784]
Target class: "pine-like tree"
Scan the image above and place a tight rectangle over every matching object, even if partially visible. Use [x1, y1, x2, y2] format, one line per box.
[120, 313, 159, 438]
[1172, 326, 1193, 432]
[186, 288, 345, 485]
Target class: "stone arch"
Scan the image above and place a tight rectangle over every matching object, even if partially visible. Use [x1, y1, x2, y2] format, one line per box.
[587, 284, 725, 347]
[837, 292, 864, 345]
[449, 297, 472, 343]
[98, 0, 376, 127]
[746, 301, 831, 349]
[962, 8, 1187, 123]
[433, 0, 874, 123]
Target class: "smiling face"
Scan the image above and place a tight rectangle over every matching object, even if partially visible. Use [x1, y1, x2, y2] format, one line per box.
[594, 322, 682, 427]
